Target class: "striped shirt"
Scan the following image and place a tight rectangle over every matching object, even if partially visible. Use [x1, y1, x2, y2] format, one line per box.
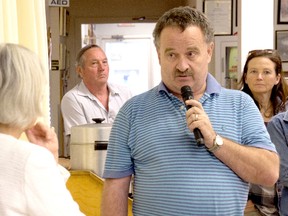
[103, 74, 276, 215]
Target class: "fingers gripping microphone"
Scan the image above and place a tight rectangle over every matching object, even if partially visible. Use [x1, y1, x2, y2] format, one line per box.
[181, 86, 204, 146]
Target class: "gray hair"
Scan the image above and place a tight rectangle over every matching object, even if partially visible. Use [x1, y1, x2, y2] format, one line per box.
[0, 43, 46, 129]
[153, 6, 214, 49]
[75, 44, 100, 67]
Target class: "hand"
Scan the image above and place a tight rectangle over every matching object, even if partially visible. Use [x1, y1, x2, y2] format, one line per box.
[184, 99, 216, 148]
[25, 122, 59, 163]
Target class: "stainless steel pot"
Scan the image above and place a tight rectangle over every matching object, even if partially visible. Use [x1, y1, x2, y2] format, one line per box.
[70, 118, 112, 177]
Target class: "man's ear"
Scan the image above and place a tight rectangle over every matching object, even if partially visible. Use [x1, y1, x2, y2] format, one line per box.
[208, 42, 214, 57]
[206, 42, 214, 64]
[157, 48, 161, 65]
[76, 66, 83, 78]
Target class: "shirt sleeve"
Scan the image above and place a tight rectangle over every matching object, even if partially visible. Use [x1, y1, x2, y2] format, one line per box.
[102, 104, 134, 179]
[267, 116, 288, 187]
[61, 92, 88, 135]
[24, 147, 85, 216]
[240, 94, 277, 152]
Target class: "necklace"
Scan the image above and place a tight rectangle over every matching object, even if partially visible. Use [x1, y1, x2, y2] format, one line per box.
[260, 104, 273, 118]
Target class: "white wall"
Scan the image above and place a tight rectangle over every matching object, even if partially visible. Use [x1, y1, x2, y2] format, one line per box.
[239, 0, 274, 73]
[77, 23, 161, 96]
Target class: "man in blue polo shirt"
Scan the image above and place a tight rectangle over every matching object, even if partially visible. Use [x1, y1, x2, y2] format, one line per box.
[101, 6, 279, 216]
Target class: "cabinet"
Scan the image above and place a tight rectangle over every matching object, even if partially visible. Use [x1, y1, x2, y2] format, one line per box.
[214, 35, 238, 89]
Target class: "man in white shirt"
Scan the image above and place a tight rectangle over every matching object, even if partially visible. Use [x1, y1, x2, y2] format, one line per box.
[61, 44, 133, 157]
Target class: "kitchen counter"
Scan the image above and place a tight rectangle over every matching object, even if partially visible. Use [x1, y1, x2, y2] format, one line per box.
[66, 170, 133, 216]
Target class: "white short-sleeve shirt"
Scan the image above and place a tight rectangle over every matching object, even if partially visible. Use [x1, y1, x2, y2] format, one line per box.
[61, 80, 133, 135]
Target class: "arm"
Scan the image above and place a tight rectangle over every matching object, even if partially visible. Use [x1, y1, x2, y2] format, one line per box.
[25, 122, 59, 163]
[185, 99, 279, 186]
[101, 176, 131, 216]
[212, 138, 279, 186]
[267, 117, 288, 185]
[61, 93, 88, 135]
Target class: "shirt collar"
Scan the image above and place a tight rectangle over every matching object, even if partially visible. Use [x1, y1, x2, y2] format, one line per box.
[78, 80, 92, 97]
[78, 80, 119, 97]
[283, 110, 288, 122]
[107, 83, 120, 95]
[157, 73, 222, 96]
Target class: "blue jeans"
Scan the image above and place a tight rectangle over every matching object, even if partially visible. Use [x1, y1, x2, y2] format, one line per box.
[280, 186, 288, 216]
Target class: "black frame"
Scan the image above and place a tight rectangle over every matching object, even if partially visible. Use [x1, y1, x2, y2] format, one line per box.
[277, 0, 288, 24]
[276, 30, 288, 62]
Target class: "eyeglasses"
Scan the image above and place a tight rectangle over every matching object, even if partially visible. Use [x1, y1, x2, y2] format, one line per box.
[247, 49, 276, 56]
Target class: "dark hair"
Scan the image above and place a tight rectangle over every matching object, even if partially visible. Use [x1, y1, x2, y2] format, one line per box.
[239, 49, 288, 114]
[75, 44, 100, 67]
[153, 6, 214, 49]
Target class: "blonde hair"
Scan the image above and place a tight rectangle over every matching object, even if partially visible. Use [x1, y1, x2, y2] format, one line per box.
[0, 43, 47, 129]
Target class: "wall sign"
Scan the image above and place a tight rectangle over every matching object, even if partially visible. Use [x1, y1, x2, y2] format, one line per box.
[51, 60, 59, 71]
[49, 0, 69, 7]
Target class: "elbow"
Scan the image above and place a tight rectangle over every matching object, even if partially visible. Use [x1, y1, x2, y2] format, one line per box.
[261, 155, 280, 186]
[262, 169, 279, 186]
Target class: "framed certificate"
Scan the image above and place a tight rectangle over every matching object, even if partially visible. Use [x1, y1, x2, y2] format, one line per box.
[204, 0, 233, 35]
[276, 30, 288, 62]
[277, 0, 288, 24]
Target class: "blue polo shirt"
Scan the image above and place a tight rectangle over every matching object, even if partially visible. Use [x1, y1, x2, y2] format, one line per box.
[103, 74, 276, 215]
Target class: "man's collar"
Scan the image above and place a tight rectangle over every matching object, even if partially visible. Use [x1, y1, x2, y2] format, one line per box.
[283, 110, 288, 122]
[78, 81, 120, 96]
[157, 73, 222, 96]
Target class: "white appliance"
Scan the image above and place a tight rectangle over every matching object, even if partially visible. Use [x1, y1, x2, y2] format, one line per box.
[70, 119, 112, 177]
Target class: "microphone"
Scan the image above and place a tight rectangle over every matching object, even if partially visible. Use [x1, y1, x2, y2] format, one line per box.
[181, 85, 204, 146]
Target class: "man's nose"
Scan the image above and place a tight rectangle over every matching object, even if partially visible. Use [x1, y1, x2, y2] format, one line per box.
[176, 56, 189, 72]
[98, 62, 105, 70]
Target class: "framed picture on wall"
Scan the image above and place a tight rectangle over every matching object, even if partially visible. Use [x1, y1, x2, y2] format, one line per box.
[283, 63, 288, 78]
[276, 30, 288, 62]
[204, 0, 232, 35]
[277, 0, 288, 24]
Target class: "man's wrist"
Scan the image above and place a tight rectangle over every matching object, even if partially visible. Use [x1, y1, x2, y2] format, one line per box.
[207, 134, 223, 153]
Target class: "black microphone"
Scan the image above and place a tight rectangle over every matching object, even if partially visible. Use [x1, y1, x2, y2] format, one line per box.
[181, 85, 204, 146]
